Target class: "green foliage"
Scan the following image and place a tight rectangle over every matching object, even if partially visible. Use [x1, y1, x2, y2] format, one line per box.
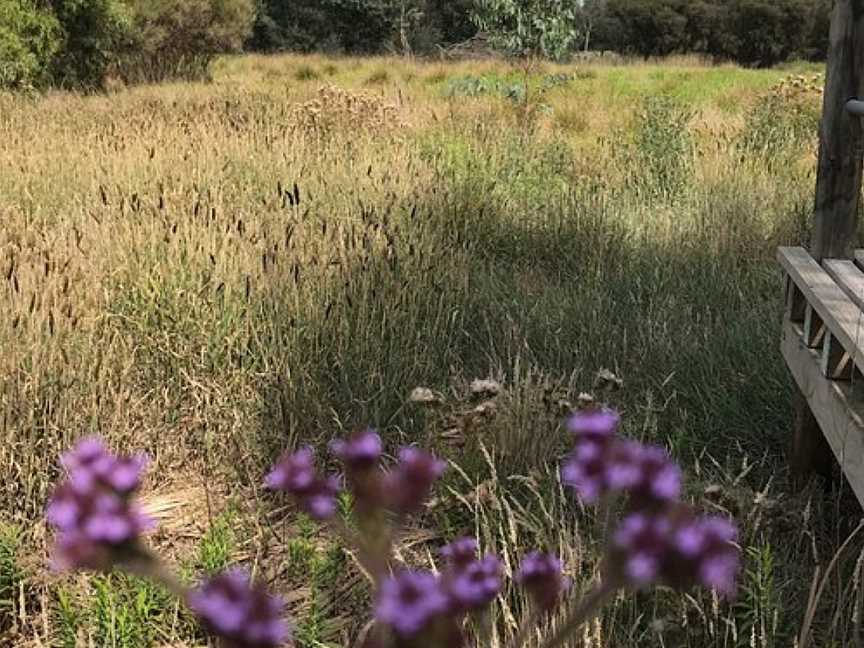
[119, 0, 255, 83]
[54, 586, 83, 648]
[53, 573, 182, 648]
[0, 0, 61, 89]
[0, 524, 21, 631]
[250, 0, 475, 54]
[470, 0, 577, 60]
[196, 511, 237, 576]
[48, 0, 132, 89]
[631, 94, 694, 197]
[739, 92, 819, 160]
[735, 543, 786, 647]
[443, 71, 573, 99]
[599, 0, 827, 67]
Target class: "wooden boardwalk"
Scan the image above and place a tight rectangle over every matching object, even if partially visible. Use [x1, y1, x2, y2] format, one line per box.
[780, 247, 864, 501]
[780, 1, 864, 501]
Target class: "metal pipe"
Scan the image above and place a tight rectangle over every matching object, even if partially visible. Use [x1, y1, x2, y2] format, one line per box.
[846, 99, 864, 116]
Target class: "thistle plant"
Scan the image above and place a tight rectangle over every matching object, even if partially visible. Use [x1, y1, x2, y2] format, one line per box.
[45, 408, 741, 647]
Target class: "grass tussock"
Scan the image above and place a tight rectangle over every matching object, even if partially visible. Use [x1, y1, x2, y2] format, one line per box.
[0, 52, 856, 647]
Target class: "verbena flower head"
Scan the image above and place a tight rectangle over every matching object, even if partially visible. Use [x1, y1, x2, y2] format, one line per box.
[265, 448, 339, 520]
[376, 570, 449, 638]
[566, 408, 620, 441]
[516, 551, 571, 611]
[46, 437, 152, 571]
[562, 427, 680, 508]
[440, 537, 479, 568]
[671, 515, 740, 597]
[610, 508, 740, 597]
[561, 439, 608, 504]
[606, 441, 682, 508]
[445, 554, 503, 611]
[188, 569, 290, 648]
[384, 447, 447, 515]
[331, 428, 383, 471]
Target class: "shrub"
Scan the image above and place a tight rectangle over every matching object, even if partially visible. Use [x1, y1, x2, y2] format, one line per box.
[117, 0, 255, 84]
[0, 0, 61, 89]
[630, 95, 695, 198]
[48, 0, 132, 90]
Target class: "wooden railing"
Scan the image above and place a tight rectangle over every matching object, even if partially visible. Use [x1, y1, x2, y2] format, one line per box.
[780, 247, 864, 501]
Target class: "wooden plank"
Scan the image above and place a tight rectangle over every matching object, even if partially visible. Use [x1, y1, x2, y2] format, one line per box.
[779, 247, 864, 370]
[811, 0, 864, 261]
[782, 319, 864, 503]
[854, 249, 864, 270]
[822, 331, 855, 379]
[804, 304, 826, 348]
[824, 258, 864, 311]
[785, 275, 807, 323]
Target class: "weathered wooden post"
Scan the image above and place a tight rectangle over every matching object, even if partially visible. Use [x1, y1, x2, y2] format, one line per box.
[790, 0, 864, 483]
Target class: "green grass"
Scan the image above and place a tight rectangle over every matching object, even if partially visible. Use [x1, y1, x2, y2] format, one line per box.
[0, 52, 856, 646]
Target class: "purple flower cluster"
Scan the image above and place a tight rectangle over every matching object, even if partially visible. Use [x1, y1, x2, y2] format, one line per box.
[46, 407, 743, 648]
[561, 409, 680, 507]
[264, 448, 340, 520]
[516, 551, 571, 611]
[188, 569, 290, 648]
[375, 570, 450, 637]
[610, 510, 740, 596]
[46, 437, 152, 571]
[266, 431, 447, 522]
[331, 428, 383, 471]
[561, 409, 740, 596]
[375, 537, 503, 640]
[383, 447, 447, 515]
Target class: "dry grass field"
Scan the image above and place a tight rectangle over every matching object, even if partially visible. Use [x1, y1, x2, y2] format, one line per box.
[0, 53, 857, 647]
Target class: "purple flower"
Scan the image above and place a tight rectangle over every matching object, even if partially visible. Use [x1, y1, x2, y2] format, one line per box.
[610, 512, 671, 586]
[188, 569, 290, 648]
[516, 551, 571, 611]
[383, 447, 447, 515]
[566, 409, 620, 441]
[606, 442, 681, 508]
[375, 570, 449, 638]
[671, 515, 740, 597]
[265, 449, 339, 521]
[440, 537, 479, 568]
[46, 437, 152, 572]
[331, 429, 383, 471]
[561, 440, 608, 504]
[445, 554, 502, 611]
[609, 508, 740, 597]
[563, 437, 681, 509]
[265, 448, 317, 493]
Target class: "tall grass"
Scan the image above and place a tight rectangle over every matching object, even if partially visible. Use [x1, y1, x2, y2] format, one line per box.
[0, 54, 855, 646]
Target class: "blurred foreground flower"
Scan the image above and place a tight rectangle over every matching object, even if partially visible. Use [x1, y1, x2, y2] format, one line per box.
[516, 551, 571, 611]
[265, 447, 339, 520]
[383, 447, 447, 515]
[46, 437, 152, 571]
[188, 569, 290, 648]
[562, 408, 740, 597]
[375, 570, 450, 638]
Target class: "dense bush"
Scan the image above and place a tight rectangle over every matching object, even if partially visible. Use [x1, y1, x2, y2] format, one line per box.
[0, 0, 254, 90]
[0, 0, 61, 89]
[118, 0, 255, 83]
[245, 0, 829, 65]
[47, 0, 132, 89]
[249, 0, 476, 54]
[597, 0, 827, 66]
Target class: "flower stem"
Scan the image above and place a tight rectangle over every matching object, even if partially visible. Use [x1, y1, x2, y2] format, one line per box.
[536, 581, 618, 648]
[117, 548, 188, 600]
[505, 607, 545, 648]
